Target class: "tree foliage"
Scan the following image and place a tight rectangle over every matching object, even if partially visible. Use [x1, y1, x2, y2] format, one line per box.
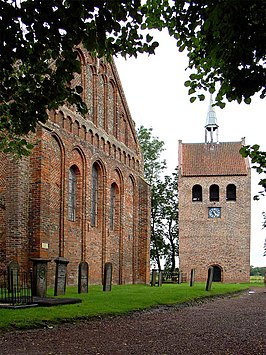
[137, 126, 166, 270]
[240, 144, 266, 200]
[250, 265, 266, 277]
[137, 126, 178, 271]
[1, 0, 265, 155]
[153, 170, 179, 272]
[1, 0, 159, 155]
[137, 125, 166, 185]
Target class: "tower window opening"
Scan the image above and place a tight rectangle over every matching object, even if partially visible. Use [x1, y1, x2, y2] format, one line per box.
[210, 184, 219, 201]
[226, 184, 236, 201]
[192, 185, 202, 201]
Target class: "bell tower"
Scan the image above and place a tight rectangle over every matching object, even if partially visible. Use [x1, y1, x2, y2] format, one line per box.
[178, 99, 251, 283]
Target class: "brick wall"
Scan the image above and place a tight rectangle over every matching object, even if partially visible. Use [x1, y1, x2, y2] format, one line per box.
[0, 47, 150, 287]
[179, 171, 251, 283]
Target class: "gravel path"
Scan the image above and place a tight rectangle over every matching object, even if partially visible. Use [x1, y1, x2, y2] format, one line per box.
[0, 287, 265, 355]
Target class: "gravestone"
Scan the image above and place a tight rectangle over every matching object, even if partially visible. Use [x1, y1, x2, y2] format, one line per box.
[78, 261, 89, 293]
[54, 257, 69, 296]
[151, 269, 157, 287]
[31, 258, 51, 297]
[178, 271, 182, 284]
[206, 266, 214, 291]
[158, 270, 163, 287]
[7, 261, 19, 292]
[190, 268, 196, 287]
[103, 262, 112, 292]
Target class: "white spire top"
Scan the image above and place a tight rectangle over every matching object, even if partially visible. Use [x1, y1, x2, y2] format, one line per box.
[205, 95, 218, 127]
[205, 95, 219, 143]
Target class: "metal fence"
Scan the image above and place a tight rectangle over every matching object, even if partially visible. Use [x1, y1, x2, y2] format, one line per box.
[161, 271, 179, 283]
[150, 270, 180, 286]
[0, 270, 33, 306]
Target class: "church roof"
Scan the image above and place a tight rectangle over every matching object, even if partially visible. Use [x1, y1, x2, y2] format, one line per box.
[179, 141, 249, 176]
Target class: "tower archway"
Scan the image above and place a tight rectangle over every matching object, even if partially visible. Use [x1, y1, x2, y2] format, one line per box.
[211, 265, 222, 282]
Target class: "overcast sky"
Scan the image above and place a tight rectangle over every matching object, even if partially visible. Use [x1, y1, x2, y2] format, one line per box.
[115, 30, 266, 267]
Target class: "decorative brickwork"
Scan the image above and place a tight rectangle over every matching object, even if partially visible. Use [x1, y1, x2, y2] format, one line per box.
[0, 47, 151, 286]
[178, 140, 251, 283]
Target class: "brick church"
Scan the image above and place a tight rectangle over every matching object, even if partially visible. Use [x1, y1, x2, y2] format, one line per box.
[0, 46, 151, 286]
[178, 99, 251, 283]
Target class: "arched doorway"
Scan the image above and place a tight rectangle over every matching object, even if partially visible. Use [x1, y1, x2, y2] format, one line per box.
[212, 265, 222, 282]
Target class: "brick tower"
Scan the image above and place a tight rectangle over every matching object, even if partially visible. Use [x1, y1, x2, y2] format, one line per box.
[178, 99, 251, 283]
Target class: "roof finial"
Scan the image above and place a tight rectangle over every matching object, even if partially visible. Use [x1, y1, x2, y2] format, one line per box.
[205, 95, 219, 144]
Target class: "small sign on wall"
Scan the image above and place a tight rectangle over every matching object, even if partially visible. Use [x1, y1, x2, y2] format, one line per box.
[41, 243, 49, 249]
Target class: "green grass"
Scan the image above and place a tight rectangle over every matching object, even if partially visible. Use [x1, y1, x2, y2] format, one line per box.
[0, 283, 257, 331]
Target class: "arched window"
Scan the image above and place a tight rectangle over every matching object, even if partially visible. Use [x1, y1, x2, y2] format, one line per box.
[226, 184, 236, 201]
[209, 184, 219, 201]
[91, 164, 99, 227]
[192, 185, 202, 201]
[68, 166, 77, 221]
[110, 183, 118, 230]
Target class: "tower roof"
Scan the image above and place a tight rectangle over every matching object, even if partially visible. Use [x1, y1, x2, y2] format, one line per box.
[179, 141, 250, 176]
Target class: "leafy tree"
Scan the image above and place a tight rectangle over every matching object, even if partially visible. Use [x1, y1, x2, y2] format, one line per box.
[240, 145, 266, 257]
[240, 145, 266, 200]
[137, 126, 178, 271]
[154, 170, 179, 272]
[1, 0, 265, 155]
[250, 265, 266, 277]
[137, 126, 166, 185]
[137, 126, 166, 270]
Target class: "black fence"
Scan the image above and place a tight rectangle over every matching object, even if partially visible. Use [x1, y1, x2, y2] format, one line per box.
[0, 270, 33, 306]
[161, 271, 179, 283]
[150, 270, 180, 286]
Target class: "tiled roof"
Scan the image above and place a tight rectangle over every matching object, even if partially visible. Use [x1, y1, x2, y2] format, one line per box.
[180, 142, 249, 176]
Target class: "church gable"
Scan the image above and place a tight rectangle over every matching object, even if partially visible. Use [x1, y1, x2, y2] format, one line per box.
[64, 46, 140, 157]
[179, 141, 249, 177]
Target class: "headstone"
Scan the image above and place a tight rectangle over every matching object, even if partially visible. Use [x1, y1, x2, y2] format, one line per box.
[190, 268, 196, 287]
[78, 261, 89, 293]
[7, 261, 19, 292]
[151, 269, 157, 287]
[178, 271, 182, 284]
[206, 267, 214, 291]
[158, 271, 163, 287]
[172, 272, 178, 283]
[103, 262, 112, 292]
[54, 257, 69, 296]
[31, 258, 51, 297]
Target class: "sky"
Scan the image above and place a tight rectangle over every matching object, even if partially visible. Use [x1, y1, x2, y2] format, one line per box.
[114, 30, 266, 267]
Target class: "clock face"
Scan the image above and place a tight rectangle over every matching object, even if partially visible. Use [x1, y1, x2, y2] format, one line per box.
[208, 207, 221, 218]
